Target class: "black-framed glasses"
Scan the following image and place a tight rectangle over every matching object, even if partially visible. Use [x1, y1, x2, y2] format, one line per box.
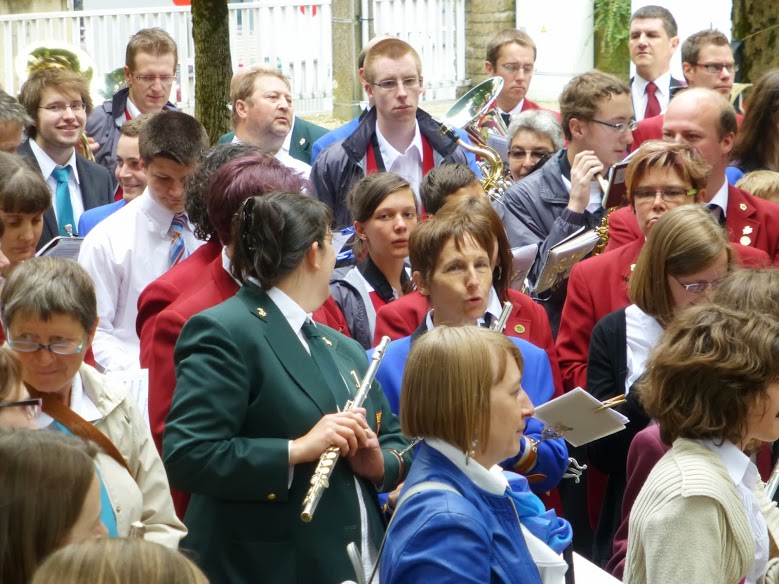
[0, 398, 42, 421]
[632, 187, 697, 203]
[39, 102, 86, 114]
[509, 148, 551, 162]
[672, 275, 728, 294]
[7, 337, 85, 356]
[695, 63, 739, 74]
[133, 74, 175, 85]
[590, 118, 638, 133]
[371, 77, 422, 91]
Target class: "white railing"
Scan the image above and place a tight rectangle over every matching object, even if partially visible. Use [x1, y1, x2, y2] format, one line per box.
[0, 0, 333, 115]
[373, 0, 466, 101]
[0, 0, 466, 115]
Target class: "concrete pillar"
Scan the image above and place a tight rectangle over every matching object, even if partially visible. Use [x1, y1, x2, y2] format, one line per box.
[331, 0, 364, 121]
[464, 0, 515, 95]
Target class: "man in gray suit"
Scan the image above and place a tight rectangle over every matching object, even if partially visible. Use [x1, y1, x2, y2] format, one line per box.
[17, 67, 113, 249]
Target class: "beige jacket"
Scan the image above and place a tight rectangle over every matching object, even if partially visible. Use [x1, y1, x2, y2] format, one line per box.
[80, 364, 186, 548]
[624, 438, 779, 584]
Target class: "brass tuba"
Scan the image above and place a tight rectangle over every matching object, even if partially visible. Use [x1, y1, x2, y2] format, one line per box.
[16, 43, 98, 162]
[441, 77, 513, 202]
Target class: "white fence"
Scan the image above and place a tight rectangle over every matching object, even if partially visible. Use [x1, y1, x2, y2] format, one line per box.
[0, 0, 466, 115]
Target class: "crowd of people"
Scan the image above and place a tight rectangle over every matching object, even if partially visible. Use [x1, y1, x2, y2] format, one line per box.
[2, 4, 779, 583]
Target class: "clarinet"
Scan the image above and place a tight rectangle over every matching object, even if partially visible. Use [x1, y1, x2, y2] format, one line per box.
[300, 336, 391, 522]
[491, 301, 513, 332]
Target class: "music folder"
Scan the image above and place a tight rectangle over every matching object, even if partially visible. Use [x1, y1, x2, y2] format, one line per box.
[532, 388, 628, 448]
[35, 236, 84, 261]
[533, 229, 600, 295]
[601, 156, 633, 209]
[509, 243, 538, 292]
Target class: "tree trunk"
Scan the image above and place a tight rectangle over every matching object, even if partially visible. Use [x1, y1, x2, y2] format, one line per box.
[191, 0, 232, 143]
[732, 0, 779, 83]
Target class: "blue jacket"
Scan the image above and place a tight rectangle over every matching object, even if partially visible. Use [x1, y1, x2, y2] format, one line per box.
[381, 442, 549, 584]
[78, 199, 125, 237]
[372, 333, 568, 493]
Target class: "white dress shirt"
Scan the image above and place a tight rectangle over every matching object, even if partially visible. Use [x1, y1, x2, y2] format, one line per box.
[498, 98, 527, 120]
[632, 71, 672, 122]
[701, 439, 769, 584]
[37, 373, 102, 428]
[624, 303, 664, 393]
[29, 139, 86, 228]
[78, 189, 203, 372]
[708, 180, 730, 219]
[230, 133, 311, 179]
[375, 121, 424, 203]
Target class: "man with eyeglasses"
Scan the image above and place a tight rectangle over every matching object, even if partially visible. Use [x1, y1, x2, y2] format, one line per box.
[495, 70, 633, 336]
[484, 29, 549, 127]
[310, 38, 470, 228]
[16, 68, 113, 250]
[606, 88, 779, 262]
[86, 28, 178, 190]
[631, 29, 741, 152]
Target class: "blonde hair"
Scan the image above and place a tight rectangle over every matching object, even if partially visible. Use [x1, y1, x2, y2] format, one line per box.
[735, 170, 779, 204]
[712, 268, 779, 317]
[625, 140, 710, 205]
[400, 326, 523, 453]
[628, 205, 733, 325]
[31, 538, 209, 584]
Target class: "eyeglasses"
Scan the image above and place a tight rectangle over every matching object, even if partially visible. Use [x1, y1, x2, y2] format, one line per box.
[0, 398, 42, 421]
[632, 187, 697, 203]
[370, 77, 422, 91]
[509, 148, 550, 162]
[133, 74, 176, 85]
[672, 275, 728, 294]
[695, 63, 739, 74]
[39, 102, 86, 114]
[499, 63, 535, 76]
[590, 118, 639, 133]
[8, 337, 85, 356]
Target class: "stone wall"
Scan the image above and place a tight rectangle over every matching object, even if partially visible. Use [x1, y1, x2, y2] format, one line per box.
[0, 0, 69, 14]
[463, 0, 515, 95]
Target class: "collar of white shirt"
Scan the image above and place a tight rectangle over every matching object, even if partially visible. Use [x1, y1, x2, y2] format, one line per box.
[126, 97, 143, 120]
[230, 134, 311, 178]
[29, 138, 81, 185]
[264, 285, 310, 336]
[375, 120, 424, 171]
[634, 71, 672, 99]
[221, 246, 242, 285]
[37, 372, 102, 428]
[426, 438, 509, 495]
[708, 180, 730, 218]
[498, 99, 526, 118]
[700, 439, 755, 488]
[138, 188, 189, 237]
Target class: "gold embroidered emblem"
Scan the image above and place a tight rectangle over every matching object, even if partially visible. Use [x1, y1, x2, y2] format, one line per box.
[322, 337, 333, 346]
[740, 203, 747, 211]
[256, 307, 267, 317]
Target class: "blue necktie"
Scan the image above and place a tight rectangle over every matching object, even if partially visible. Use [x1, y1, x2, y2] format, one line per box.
[51, 167, 76, 237]
[169, 213, 190, 267]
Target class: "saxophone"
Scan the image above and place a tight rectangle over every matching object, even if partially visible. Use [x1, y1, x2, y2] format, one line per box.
[300, 336, 391, 522]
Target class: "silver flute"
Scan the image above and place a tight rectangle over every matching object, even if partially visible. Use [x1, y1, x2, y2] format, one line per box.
[300, 336, 391, 522]
[491, 301, 513, 332]
[766, 457, 779, 499]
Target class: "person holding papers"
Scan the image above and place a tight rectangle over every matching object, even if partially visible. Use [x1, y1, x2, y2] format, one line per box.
[0, 257, 184, 546]
[586, 205, 733, 566]
[624, 304, 779, 584]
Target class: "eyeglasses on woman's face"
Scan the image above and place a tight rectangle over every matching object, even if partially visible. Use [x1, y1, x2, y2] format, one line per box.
[0, 398, 42, 422]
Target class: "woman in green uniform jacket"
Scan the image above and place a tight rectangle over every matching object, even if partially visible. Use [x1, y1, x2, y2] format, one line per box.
[163, 191, 412, 584]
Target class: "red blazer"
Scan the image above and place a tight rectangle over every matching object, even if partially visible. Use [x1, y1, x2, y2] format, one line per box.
[606, 185, 779, 261]
[522, 98, 561, 121]
[630, 113, 743, 152]
[557, 237, 769, 393]
[144, 253, 348, 518]
[374, 289, 563, 398]
[135, 240, 222, 341]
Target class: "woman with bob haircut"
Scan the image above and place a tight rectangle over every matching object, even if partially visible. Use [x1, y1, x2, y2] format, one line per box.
[0, 151, 51, 279]
[381, 326, 571, 583]
[506, 110, 565, 180]
[0, 429, 108, 584]
[163, 192, 411, 584]
[373, 207, 568, 500]
[0, 257, 185, 547]
[585, 204, 733, 566]
[624, 305, 779, 584]
[31, 538, 209, 584]
[330, 172, 418, 348]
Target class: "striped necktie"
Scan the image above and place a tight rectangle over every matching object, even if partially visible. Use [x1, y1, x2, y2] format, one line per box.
[169, 213, 189, 267]
[51, 167, 76, 236]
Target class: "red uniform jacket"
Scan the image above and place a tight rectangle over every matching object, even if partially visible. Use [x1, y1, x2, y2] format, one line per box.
[374, 288, 564, 398]
[605, 185, 779, 262]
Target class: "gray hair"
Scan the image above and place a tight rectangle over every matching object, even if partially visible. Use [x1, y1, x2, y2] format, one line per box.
[0, 89, 33, 128]
[507, 110, 565, 152]
[1, 258, 97, 334]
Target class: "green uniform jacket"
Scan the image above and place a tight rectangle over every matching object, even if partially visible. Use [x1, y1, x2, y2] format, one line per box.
[218, 116, 329, 165]
[163, 283, 411, 584]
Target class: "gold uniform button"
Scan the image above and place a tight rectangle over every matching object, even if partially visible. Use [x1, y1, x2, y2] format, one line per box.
[267, 493, 277, 501]
[514, 324, 526, 334]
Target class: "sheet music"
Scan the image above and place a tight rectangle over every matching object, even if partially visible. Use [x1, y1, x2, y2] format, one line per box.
[106, 369, 150, 428]
[510, 243, 538, 292]
[35, 236, 84, 260]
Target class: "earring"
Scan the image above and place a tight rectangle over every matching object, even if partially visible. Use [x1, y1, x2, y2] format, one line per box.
[494, 266, 502, 280]
[466, 438, 478, 465]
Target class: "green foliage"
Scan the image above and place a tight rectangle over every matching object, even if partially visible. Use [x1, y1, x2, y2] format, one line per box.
[594, 0, 631, 54]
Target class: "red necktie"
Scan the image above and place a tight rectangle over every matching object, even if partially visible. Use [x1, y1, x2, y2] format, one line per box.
[644, 82, 661, 119]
